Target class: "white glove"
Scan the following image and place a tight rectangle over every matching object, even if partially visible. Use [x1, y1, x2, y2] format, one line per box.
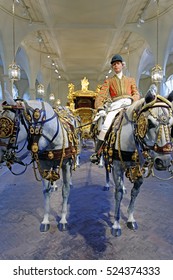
[98, 110, 106, 117]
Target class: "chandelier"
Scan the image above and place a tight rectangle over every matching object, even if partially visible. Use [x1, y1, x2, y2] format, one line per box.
[37, 84, 45, 96]
[49, 93, 55, 101]
[8, 0, 21, 81]
[151, 0, 163, 85]
[151, 64, 163, 83]
[56, 99, 61, 106]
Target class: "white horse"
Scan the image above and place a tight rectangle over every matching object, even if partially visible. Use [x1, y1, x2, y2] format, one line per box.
[53, 105, 82, 168]
[109, 91, 173, 236]
[0, 94, 78, 232]
[91, 104, 112, 191]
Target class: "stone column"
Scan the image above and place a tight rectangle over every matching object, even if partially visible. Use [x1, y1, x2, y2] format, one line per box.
[1, 75, 14, 100]
[29, 88, 36, 100]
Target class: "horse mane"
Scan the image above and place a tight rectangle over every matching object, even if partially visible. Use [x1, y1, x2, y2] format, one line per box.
[126, 98, 145, 121]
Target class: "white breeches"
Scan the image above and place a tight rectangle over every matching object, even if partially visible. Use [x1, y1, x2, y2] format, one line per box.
[98, 98, 132, 141]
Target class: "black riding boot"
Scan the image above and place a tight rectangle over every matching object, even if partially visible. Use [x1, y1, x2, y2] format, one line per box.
[90, 139, 104, 164]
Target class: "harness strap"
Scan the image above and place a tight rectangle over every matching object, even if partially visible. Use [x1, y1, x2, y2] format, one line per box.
[38, 146, 76, 161]
[113, 149, 135, 161]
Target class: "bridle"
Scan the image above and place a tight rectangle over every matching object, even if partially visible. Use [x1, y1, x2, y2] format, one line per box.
[0, 100, 78, 183]
[117, 95, 173, 182]
[134, 96, 173, 155]
[0, 101, 27, 174]
[0, 100, 57, 175]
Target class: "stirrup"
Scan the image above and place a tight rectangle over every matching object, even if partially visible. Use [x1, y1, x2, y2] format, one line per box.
[90, 153, 100, 164]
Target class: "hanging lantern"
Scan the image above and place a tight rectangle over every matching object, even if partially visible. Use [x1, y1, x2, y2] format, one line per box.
[49, 93, 55, 101]
[8, 63, 21, 81]
[37, 83, 45, 96]
[8, 1, 21, 81]
[150, 1, 163, 86]
[151, 64, 163, 84]
[56, 99, 61, 105]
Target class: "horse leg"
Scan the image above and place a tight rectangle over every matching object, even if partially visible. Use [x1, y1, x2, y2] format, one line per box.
[40, 179, 52, 232]
[51, 180, 58, 192]
[58, 159, 71, 231]
[76, 154, 80, 167]
[98, 154, 104, 168]
[103, 162, 110, 191]
[111, 163, 124, 237]
[127, 176, 143, 230]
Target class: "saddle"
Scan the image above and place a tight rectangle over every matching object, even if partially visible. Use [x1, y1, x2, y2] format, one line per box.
[103, 108, 126, 171]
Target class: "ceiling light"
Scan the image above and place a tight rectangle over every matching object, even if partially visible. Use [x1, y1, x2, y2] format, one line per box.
[151, 0, 163, 85]
[151, 65, 163, 83]
[37, 84, 45, 96]
[137, 17, 145, 28]
[49, 93, 55, 101]
[139, 17, 145, 24]
[8, 0, 21, 81]
[56, 99, 61, 106]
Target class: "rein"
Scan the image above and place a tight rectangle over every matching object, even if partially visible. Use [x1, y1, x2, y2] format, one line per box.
[74, 121, 93, 129]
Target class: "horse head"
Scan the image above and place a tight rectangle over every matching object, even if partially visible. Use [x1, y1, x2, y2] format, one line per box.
[0, 97, 29, 166]
[134, 91, 173, 171]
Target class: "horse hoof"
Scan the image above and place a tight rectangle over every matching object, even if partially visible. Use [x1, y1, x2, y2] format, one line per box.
[58, 223, 68, 231]
[111, 227, 122, 237]
[51, 187, 58, 192]
[40, 223, 50, 232]
[127, 221, 138, 230]
[103, 186, 109, 191]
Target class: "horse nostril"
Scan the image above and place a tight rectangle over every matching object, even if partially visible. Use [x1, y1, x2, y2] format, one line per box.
[154, 158, 163, 169]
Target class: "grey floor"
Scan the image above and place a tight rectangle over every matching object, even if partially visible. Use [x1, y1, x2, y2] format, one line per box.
[0, 141, 173, 260]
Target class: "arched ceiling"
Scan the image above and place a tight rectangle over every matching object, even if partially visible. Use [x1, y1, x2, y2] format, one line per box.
[0, 0, 173, 82]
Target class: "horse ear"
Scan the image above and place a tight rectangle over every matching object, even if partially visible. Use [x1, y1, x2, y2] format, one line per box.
[167, 91, 173, 102]
[4, 90, 16, 105]
[145, 90, 156, 103]
[126, 98, 144, 120]
[145, 84, 157, 103]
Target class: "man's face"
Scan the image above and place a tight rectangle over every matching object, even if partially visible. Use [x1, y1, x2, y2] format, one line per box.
[112, 61, 123, 74]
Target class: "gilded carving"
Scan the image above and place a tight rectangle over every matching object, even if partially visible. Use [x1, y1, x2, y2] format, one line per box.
[67, 78, 98, 139]
[81, 77, 89, 91]
[137, 114, 148, 138]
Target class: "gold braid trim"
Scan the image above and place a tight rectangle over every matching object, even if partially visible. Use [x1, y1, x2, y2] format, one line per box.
[139, 94, 172, 114]
[117, 120, 126, 171]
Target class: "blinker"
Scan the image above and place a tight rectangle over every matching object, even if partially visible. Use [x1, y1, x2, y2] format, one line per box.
[0, 117, 14, 138]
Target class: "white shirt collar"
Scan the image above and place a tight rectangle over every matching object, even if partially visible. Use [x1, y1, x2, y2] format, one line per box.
[116, 71, 123, 79]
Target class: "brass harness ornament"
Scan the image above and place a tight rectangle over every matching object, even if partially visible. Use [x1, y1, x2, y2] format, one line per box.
[0, 116, 14, 138]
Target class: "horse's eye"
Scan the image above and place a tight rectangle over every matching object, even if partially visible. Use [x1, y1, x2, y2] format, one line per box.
[148, 119, 155, 129]
[171, 126, 173, 138]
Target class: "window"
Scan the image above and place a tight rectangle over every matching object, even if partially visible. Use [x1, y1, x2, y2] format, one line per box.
[0, 82, 2, 100]
[164, 74, 173, 96]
